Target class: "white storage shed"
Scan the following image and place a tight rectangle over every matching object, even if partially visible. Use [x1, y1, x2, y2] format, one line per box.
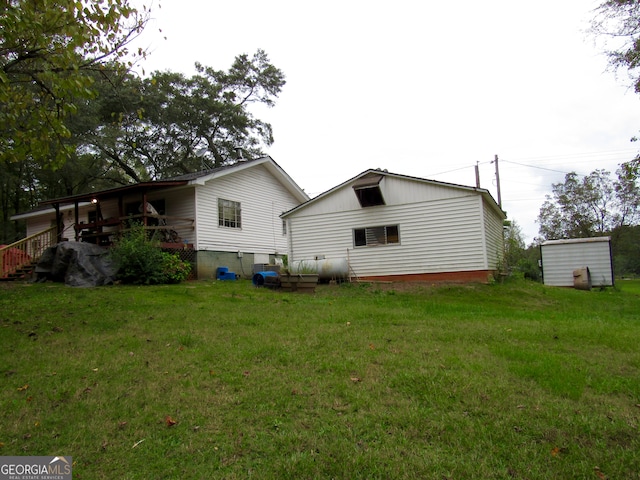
[540, 237, 614, 288]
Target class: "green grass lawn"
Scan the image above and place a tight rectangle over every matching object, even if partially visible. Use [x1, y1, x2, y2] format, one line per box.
[1, 279, 639, 479]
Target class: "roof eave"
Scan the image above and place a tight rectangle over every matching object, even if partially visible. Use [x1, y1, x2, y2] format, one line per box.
[38, 181, 190, 207]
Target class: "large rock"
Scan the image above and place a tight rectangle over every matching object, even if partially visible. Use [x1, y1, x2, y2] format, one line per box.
[36, 242, 118, 287]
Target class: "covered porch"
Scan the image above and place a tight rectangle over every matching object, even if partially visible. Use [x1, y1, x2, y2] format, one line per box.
[40, 181, 195, 248]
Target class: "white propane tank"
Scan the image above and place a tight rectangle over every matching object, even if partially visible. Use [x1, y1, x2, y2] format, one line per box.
[291, 258, 348, 281]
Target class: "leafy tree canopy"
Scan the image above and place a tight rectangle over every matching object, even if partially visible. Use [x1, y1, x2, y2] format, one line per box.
[537, 166, 640, 240]
[0, 0, 148, 168]
[84, 49, 285, 183]
[591, 1, 640, 166]
[592, 0, 640, 93]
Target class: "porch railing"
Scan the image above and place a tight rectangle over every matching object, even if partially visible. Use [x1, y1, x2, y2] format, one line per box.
[74, 214, 194, 246]
[0, 226, 57, 278]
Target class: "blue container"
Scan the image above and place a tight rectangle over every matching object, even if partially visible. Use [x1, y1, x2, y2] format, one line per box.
[216, 267, 229, 279]
[252, 271, 279, 286]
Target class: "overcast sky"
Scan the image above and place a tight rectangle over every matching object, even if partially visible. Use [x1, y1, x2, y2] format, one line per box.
[131, 0, 640, 243]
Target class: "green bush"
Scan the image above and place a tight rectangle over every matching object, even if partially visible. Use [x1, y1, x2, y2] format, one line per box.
[110, 224, 191, 284]
[161, 251, 191, 284]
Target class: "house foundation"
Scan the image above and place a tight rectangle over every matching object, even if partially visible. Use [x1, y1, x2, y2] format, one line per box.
[355, 270, 497, 284]
[196, 251, 281, 280]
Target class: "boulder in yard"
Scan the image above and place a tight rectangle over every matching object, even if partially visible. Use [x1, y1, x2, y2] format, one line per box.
[36, 242, 118, 287]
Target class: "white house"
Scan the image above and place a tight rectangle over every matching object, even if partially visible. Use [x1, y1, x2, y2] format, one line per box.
[540, 237, 614, 288]
[10, 157, 309, 279]
[281, 169, 506, 283]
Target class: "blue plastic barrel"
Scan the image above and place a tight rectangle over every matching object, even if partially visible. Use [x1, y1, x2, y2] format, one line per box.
[252, 271, 279, 286]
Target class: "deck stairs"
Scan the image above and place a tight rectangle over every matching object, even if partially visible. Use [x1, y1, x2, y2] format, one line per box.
[0, 227, 57, 281]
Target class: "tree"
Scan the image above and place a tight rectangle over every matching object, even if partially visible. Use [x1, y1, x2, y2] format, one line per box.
[0, 0, 149, 169]
[537, 167, 640, 240]
[2, 49, 286, 242]
[611, 224, 640, 276]
[591, 1, 640, 169]
[84, 49, 286, 182]
[503, 220, 525, 270]
[592, 1, 640, 93]
[613, 161, 640, 226]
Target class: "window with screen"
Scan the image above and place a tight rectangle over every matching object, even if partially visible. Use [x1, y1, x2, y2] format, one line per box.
[353, 225, 399, 247]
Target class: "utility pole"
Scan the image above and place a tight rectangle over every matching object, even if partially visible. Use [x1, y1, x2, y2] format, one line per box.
[492, 154, 502, 209]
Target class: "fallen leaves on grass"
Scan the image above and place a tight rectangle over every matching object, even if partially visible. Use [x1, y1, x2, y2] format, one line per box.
[17, 384, 28, 391]
[594, 466, 608, 479]
[165, 415, 177, 427]
[551, 446, 568, 457]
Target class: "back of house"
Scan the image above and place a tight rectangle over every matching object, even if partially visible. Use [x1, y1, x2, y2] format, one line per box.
[8, 157, 308, 280]
[282, 169, 506, 283]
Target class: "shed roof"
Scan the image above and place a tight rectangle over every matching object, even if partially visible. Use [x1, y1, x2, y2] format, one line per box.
[541, 237, 611, 246]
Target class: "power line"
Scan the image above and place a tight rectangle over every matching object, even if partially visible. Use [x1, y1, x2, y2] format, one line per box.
[501, 160, 579, 176]
[504, 148, 638, 164]
[427, 161, 490, 178]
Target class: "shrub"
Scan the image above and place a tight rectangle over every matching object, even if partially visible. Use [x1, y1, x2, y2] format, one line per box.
[161, 251, 191, 284]
[110, 224, 191, 284]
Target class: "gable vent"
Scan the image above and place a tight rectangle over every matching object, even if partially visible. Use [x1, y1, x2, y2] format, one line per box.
[353, 173, 385, 207]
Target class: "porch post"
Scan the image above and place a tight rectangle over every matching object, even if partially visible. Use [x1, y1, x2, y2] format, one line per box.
[53, 203, 63, 242]
[142, 193, 148, 226]
[118, 195, 124, 236]
[74, 201, 80, 241]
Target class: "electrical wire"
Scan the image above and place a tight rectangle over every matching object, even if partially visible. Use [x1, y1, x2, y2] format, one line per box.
[500, 160, 580, 176]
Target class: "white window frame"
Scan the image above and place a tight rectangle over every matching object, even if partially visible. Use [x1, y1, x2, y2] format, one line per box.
[353, 225, 399, 247]
[218, 198, 242, 229]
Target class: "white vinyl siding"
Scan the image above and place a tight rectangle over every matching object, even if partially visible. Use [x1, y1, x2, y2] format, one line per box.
[195, 164, 297, 255]
[298, 175, 467, 217]
[25, 213, 57, 238]
[483, 198, 505, 270]
[288, 194, 488, 278]
[148, 188, 195, 244]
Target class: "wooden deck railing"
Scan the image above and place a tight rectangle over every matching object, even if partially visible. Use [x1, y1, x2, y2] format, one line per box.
[0, 226, 57, 278]
[75, 214, 194, 245]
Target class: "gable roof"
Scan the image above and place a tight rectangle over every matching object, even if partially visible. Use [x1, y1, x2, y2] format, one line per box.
[281, 168, 506, 218]
[12, 156, 308, 219]
[176, 156, 309, 203]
